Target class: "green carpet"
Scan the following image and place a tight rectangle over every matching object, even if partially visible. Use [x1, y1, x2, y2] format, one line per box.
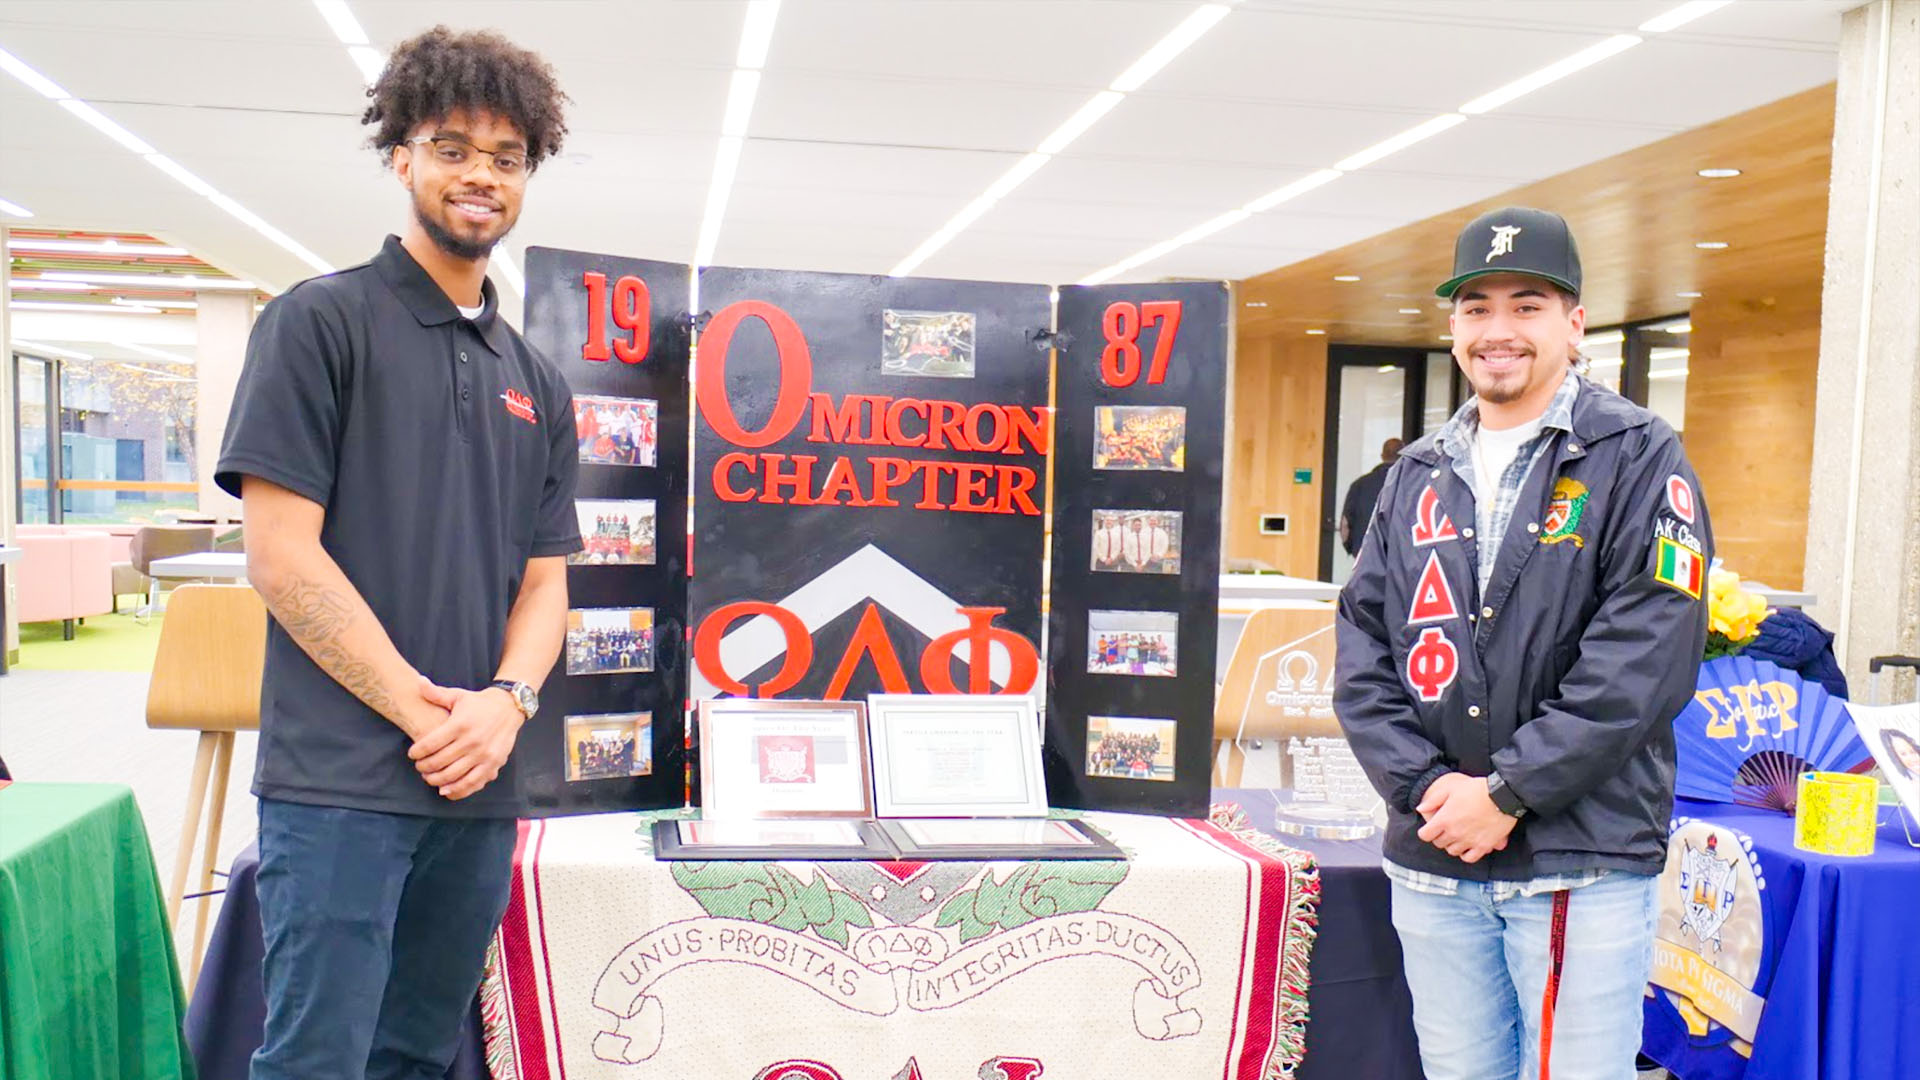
[17, 610, 164, 672]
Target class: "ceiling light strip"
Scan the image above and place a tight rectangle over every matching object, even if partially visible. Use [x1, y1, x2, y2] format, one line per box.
[890, 3, 1233, 278]
[11, 339, 93, 360]
[7, 239, 188, 256]
[1639, 1, 1736, 35]
[0, 195, 34, 217]
[0, 43, 334, 278]
[695, 0, 780, 267]
[1077, 15, 1669, 285]
[312, 1, 385, 84]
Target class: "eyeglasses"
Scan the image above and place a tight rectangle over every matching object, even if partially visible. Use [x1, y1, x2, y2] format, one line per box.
[407, 135, 531, 179]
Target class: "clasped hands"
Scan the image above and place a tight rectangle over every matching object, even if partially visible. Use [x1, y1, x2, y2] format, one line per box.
[1415, 772, 1517, 864]
[406, 676, 526, 801]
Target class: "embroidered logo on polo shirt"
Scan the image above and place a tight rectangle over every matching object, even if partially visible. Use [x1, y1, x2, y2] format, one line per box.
[500, 388, 538, 424]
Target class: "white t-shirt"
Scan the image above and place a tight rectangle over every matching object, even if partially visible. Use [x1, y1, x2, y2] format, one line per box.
[1472, 415, 1545, 500]
[456, 300, 486, 321]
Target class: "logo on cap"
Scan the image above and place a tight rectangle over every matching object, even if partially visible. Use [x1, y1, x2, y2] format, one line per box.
[1485, 225, 1522, 264]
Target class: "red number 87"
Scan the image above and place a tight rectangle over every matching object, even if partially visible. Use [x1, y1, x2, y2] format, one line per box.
[1100, 300, 1183, 387]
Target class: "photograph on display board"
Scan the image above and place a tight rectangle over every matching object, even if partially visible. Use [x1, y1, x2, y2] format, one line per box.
[1085, 715, 1178, 782]
[881, 308, 976, 378]
[1087, 609, 1179, 677]
[564, 607, 655, 676]
[564, 713, 652, 781]
[1093, 405, 1186, 471]
[1091, 508, 1183, 575]
[568, 499, 656, 566]
[573, 395, 658, 467]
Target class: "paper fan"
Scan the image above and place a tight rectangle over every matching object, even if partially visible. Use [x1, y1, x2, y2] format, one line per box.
[1673, 656, 1873, 811]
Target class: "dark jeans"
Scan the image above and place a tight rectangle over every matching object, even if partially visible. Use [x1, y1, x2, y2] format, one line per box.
[252, 798, 516, 1080]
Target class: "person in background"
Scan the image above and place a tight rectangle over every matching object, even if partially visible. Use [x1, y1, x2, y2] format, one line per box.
[217, 27, 579, 1079]
[1340, 437, 1404, 556]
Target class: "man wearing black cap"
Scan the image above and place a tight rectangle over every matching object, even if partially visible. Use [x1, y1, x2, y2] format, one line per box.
[1334, 207, 1710, 1080]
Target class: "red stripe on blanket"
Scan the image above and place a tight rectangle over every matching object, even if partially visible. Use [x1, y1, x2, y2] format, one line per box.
[1181, 819, 1290, 1080]
[531, 819, 571, 1078]
[501, 818, 553, 1078]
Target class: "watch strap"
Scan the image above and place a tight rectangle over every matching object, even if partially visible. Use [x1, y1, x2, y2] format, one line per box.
[1486, 771, 1529, 818]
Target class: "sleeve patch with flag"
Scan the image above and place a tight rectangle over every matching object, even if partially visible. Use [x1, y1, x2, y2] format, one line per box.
[1653, 536, 1704, 598]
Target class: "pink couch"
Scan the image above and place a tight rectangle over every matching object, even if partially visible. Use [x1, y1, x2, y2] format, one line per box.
[15, 531, 116, 639]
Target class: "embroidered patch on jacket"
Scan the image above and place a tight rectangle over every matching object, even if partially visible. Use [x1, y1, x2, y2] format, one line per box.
[1406, 551, 1461, 625]
[1406, 627, 1460, 702]
[1653, 536, 1705, 599]
[1541, 476, 1588, 547]
[1666, 475, 1696, 524]
[1410, 485, 1460, 546]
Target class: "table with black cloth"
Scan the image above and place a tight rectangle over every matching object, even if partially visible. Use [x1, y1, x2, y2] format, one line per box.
[1642, 796, 1920, 1080]
[190, 791, 1420, 1080]
[1219, 787, 1423, 1080]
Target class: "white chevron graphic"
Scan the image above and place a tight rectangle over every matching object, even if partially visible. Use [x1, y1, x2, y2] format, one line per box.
[693, 543, 1020, 698]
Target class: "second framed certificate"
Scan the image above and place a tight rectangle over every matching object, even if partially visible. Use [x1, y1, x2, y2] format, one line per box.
[867, 694, 1048, 818]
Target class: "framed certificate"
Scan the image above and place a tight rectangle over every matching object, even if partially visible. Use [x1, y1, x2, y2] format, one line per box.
[877, 817, 1124, 861]
[696, 699, 874, 820]
[867, 694, 1048, 818]
[651, 818, 897, 861]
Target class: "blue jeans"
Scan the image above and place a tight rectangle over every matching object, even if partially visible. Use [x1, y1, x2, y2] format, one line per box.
[1389, 872, 1658, 1080]
[252, 798, 517, 1080]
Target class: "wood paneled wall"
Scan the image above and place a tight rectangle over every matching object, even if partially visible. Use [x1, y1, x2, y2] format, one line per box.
[1683, 294, 1822, 590]
[1227, 334, 1328, 575]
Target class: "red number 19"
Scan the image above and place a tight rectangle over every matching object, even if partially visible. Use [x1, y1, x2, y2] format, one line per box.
[1099, 300, 1182, 387]
[581, 271, 650, 364]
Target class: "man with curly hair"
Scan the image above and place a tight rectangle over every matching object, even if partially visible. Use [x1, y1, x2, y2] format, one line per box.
[215, 27, 580, 1079]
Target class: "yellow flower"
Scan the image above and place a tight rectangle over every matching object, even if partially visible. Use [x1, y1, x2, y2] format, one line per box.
[1706, 566, 1771, 644]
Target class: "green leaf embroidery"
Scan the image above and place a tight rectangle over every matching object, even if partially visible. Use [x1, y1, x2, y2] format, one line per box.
[672, 861, 872, 947]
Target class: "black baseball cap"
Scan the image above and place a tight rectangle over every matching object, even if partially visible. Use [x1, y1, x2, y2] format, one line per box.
[1435, 206, 1582, 299]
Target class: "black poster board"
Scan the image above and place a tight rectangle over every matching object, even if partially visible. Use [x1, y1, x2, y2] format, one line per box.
[517, 246, 692, 815]
[689, 268, 1051, 709]
[1045, 282, 1228, 818]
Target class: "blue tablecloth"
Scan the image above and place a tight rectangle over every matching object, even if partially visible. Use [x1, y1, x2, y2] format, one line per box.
[1644, 797, 1920, 1080]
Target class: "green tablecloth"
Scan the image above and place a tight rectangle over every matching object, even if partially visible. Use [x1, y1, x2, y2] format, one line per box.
[0, 782, 196, 1080]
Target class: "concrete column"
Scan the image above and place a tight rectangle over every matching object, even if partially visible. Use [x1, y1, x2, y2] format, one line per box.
[2, 226, 17, 666]
[1804, 0, 1920, 696]
[194, 290, 255, 518]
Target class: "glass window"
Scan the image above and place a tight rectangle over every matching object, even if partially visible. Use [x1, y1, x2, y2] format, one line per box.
[1642, 319, 1690, 434]
[52, 357, 199, 524]
[15, 355, 53, 524]
[1583, 329, 1624, 392]
[1422, 352, 1455, 435]
[1329, 366, 1406, 585]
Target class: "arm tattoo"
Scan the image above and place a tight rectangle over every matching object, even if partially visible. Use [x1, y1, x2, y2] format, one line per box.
[265, 573, 397, 718]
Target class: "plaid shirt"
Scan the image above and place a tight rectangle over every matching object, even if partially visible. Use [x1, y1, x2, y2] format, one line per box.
[1431, 372, 1581, 595]
[1389, 373, 1607, 898]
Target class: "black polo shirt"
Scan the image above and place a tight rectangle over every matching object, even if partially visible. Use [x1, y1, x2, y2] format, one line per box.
[216, 235, 581, 818]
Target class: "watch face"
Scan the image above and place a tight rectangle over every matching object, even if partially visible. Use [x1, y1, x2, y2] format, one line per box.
[515, 685, 539, 716]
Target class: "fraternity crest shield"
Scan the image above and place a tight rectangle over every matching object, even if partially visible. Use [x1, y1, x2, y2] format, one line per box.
[1541, 476, 1588, 547]
[1677, 833, 1738, 952]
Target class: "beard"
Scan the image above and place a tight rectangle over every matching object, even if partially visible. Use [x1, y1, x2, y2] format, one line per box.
[1466, 351, 1536, 404]
[413, 188, 511, 261]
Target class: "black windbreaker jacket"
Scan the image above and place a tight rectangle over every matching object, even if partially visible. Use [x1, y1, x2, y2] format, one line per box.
[1333, 378, 1711, 880]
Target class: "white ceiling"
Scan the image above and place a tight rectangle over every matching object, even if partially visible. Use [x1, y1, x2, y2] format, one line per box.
[0, 0, 1849, 299]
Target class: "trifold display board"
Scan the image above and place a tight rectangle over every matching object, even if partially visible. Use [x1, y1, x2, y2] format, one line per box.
[517, 247, 1226, 819]
[516, 248, 691, 816]
[1046, 284, 1228, 818]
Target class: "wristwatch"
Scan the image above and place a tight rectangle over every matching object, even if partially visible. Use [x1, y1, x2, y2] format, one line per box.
[1485, 770, 1529, 819]
[489, 679, 539, 721]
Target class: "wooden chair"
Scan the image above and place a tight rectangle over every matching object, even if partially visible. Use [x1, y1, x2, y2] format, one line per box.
[145, 583, 265, 990]
[1212, 602, 1341, 787]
